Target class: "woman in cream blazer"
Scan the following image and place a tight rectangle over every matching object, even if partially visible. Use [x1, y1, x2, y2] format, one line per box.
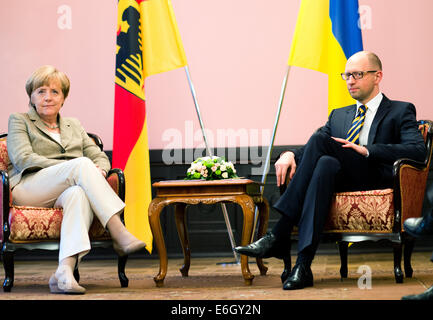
[7, 65, 145, 294]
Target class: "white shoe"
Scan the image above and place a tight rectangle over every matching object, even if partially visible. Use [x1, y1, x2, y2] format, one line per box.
[48, 273, 62, 294]
[113, 239, 146, 256]
[49, 266, 86, 294]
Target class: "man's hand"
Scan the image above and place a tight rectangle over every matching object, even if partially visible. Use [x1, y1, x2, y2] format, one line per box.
[275, 151, 296, 187]
[332, 137, 369, 157]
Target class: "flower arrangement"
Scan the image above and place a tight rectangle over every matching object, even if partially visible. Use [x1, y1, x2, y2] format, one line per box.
[185, 156, 238, 180]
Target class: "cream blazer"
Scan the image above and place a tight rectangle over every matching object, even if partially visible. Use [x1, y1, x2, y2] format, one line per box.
[7, 107, 111, 188]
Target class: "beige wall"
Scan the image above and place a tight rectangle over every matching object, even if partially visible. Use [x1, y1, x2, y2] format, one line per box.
[1, 0, 433, 151]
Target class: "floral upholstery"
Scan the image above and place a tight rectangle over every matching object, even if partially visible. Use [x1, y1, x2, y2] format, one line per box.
[324, 188, 394, 233]
[8, 206, 109, 242]
[9, 206, 63, 241]
[0, 135, 111, 243]
[0, 137, 8, 171]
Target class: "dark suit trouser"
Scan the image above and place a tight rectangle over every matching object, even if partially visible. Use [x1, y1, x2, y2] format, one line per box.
[273, 131, 390, 261]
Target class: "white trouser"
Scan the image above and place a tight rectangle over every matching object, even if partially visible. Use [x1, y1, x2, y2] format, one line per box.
[12, 157, 125, 262]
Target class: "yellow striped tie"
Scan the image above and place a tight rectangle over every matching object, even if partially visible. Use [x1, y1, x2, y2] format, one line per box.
[346, 105, 367, 145]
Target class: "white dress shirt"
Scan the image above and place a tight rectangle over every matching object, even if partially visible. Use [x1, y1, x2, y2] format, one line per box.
[357, 92, 383, 146]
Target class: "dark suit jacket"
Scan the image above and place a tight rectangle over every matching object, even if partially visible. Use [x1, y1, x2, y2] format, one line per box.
[291, 94, 426, 185]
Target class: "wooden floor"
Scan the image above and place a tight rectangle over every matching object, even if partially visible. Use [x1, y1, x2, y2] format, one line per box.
[0, 251, 432, 301]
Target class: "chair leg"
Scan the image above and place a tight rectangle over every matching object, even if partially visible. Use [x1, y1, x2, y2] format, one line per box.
[393, 242, 404, 283]
[281, 256, 292, 284]
[2, 251, 14, 292]
[338, 241, 349, 279]
[73, 267, 80, 283]
[403, 237, 415, 278]
[118, 255, 129, 288]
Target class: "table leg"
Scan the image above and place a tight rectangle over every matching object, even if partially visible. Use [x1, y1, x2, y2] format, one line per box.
[255, 197, 270, 276]
[174, 203, 190, 277]
[237, 195, 256, 285]
[148, 198, 169, 287]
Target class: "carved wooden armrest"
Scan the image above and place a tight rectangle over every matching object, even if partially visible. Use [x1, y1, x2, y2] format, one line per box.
[106, 168, 126, 223]
[393, 158, 430, 231]
[1, 169, 11, 242]
[106, 168, 125, 201]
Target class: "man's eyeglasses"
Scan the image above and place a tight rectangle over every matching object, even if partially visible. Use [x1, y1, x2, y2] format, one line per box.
[341, 70, 377, 81]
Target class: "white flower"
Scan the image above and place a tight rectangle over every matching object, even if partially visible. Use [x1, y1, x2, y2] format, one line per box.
[193, 163, 202, 171]
[187, 156, 238, 180]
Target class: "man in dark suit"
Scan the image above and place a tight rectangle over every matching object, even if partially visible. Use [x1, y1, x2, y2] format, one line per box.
[235, 51, 427, 290]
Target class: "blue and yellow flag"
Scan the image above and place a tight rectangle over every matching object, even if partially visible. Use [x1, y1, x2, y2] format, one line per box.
[288, 0, 363, 113]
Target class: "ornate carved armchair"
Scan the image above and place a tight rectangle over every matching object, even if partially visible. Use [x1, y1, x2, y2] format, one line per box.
[0, 132, 129, 292]
[279, 120, 433, 283]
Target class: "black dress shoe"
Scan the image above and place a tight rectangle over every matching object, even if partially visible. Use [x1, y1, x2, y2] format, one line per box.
[234, 232, 279, 258]
[404, 214, 433, 238]
[401, 285, 433, 300]
[282, 263, 313, 290]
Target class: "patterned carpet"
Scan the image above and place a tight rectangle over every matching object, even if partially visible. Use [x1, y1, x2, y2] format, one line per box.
[0, 251, 432, 301]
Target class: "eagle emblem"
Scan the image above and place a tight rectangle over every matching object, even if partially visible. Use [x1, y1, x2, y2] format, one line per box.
[115, 2, 145, 99]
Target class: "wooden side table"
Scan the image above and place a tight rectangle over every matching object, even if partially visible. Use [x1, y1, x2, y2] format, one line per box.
[148, 178, 269, 286]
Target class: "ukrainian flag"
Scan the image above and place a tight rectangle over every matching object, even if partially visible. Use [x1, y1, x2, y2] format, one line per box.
[288, 0, 363, 113]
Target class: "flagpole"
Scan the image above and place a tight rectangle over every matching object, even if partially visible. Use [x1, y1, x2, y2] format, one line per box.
[184, 66, 240, 263]
[251, 65, 291, 242]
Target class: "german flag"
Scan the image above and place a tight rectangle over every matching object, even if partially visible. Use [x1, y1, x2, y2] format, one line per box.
[113, 0, 187, 253]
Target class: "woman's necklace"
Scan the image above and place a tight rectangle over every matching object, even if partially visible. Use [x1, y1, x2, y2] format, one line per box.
[42, 120, 59, 129]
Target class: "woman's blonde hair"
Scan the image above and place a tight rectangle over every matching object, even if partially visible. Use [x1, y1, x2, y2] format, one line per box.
[25, 65, 70, 105]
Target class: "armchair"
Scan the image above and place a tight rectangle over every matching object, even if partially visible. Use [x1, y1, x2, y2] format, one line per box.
[279, 120, 433, 283]
[0, 132, 129, 292]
